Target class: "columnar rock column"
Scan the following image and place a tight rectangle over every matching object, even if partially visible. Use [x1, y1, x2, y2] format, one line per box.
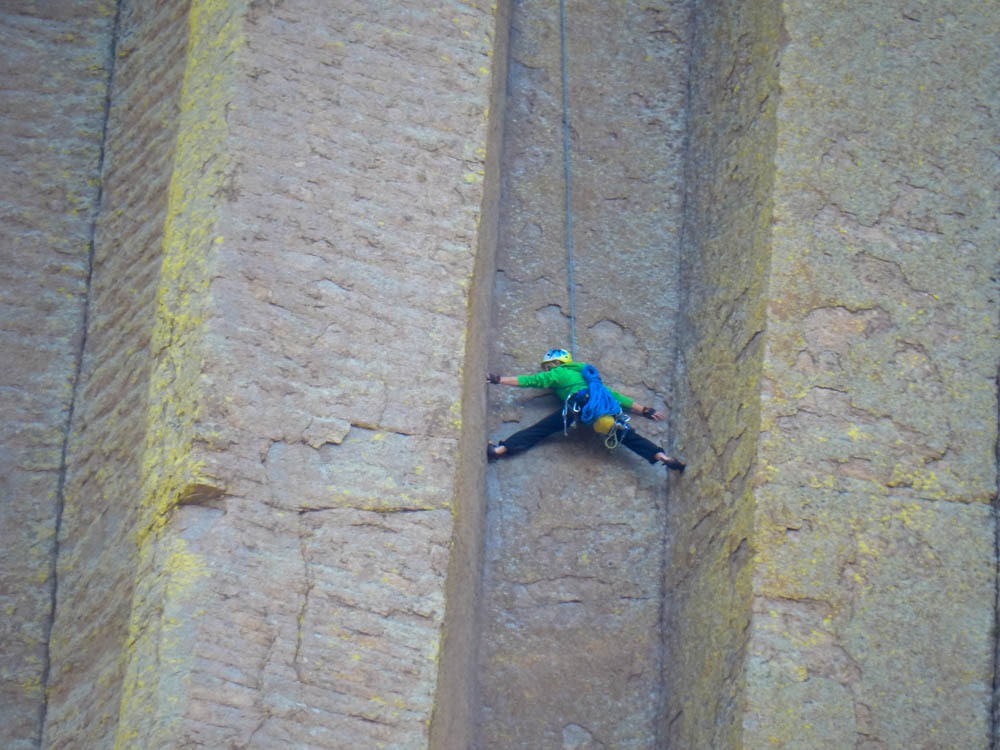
[41, 1, 192, 745]
[0, 3, 117, 748]
[669, 1, 1000, 748]
[663, 0, 781, 745]
[10, 1, 998, 748]
[40, 0, 507, 747]
[748, 2, 998, 747]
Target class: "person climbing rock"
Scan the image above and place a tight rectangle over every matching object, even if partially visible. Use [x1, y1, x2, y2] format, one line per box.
[486, 348, 686, 472]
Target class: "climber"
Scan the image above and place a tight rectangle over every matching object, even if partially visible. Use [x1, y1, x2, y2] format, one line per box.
[486, 348, 686, 472]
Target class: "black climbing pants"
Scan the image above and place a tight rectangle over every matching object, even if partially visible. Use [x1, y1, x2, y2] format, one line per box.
[499, 393, 664, 464]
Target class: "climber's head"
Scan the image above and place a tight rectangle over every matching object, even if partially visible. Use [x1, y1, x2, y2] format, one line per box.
[541, 348, 572, 370]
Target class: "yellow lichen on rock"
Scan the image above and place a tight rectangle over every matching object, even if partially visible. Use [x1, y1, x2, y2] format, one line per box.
[115, 1, 243, 745]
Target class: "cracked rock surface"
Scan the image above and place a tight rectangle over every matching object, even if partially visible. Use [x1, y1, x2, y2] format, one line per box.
[33, 0, 502, 748]
[3, 1, 999, 749]
[0, 4, 117, 748]
[747, 3, 999, 747]
[479, 0, 690, 746]
[669, 1, 1000, 748]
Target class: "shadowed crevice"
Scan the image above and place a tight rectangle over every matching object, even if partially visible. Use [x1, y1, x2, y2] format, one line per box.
[991, 362, 1000, 750]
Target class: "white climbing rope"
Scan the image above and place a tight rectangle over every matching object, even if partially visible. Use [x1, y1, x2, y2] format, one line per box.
[558, 0, 577, 359]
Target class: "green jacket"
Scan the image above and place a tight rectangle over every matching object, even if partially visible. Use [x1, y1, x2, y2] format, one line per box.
[517, 362, 634, 409]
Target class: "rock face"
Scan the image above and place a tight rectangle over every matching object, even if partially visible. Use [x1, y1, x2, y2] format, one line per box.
[0, 1, 997, 749]
[0, 4, 117, 748]
[40, 4, 191, 747]
[747, 1, 999, 747]
[668, 0, 1000, 749]
[6, 0, 504, 748]
[662, 1, 781, 744]
[480, 0, 689, 746]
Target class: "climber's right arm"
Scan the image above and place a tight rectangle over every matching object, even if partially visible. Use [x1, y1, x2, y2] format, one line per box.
[486, 374, 521, 386]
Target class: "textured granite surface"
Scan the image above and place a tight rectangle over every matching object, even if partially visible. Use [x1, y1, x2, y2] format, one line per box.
[0, 3, 117, 748]
[748, 2, 999, 747]
[2, 1, 997, 748]
[480, 0, 689, 746]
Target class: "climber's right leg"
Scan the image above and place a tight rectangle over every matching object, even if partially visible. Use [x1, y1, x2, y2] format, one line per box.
[488, 408, 567, 459]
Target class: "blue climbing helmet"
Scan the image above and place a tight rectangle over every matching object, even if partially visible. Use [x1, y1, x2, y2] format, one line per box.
[541, 348, 573, 367]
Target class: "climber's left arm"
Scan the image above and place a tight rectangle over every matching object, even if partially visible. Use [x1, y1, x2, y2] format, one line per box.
[629, 402, 665, 421]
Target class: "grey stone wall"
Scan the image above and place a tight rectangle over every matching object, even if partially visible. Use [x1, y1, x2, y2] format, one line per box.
[42, 2, 191, 746]
[672, 0, 1000, 748]
[2, 1, 998, 748]
[747, 1, 999, 747]
[2, 0, 503, 747]
[665, 0, 782, 746]
[180, 1, 502, 745]
[0, 3, 117, 748]
[430, 2, 511, 743]
[480, 0, 689, 746]
[87, 0, 499, 747]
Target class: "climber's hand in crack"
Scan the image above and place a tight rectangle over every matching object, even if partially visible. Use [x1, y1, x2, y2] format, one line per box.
[486, 374, 519, 386]
[634, 404, 665, 421]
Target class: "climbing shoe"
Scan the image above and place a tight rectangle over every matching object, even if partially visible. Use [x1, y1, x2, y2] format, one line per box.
[662, 456, 686, 473]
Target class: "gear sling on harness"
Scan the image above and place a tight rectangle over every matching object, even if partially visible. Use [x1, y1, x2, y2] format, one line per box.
[562, 364, 632, 449]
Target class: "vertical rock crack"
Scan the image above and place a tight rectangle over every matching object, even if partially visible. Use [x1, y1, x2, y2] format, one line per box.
[37, 1, 123, 745]
[991, 364, 1000, 750]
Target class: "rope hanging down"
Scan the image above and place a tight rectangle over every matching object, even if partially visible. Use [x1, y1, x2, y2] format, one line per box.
[559, 0, 577, 359]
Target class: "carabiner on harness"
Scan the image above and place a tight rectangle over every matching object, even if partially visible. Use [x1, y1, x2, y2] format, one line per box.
[603, 413, 632, 450]
[562, 391, 583, 435]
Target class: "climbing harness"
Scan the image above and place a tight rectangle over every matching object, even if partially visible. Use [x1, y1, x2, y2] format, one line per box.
[559, 364, 634, 450]
[561, 391, 583, 435]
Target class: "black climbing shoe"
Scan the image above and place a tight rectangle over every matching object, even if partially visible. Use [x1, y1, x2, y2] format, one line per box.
[662, 457, 686, 473]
